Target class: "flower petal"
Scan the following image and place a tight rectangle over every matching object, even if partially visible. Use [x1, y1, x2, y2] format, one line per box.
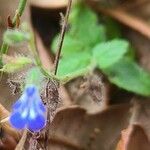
[32, 93, 46, 113]
[28, 113, 46, 131]
[12, 93, 28, 110]
[9, 111, 27, 130]
[25, 85, 36, 97]
[39, 102, 46, 113]
[12, 100, 22, 110]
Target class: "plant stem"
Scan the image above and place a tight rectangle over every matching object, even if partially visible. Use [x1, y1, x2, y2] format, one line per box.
[29, 32, 57, 80]
[54, 0, 72, 75]
[29, 33, 48, 76]
[13, 0, 27, 25]
[0, 0, 27, 64]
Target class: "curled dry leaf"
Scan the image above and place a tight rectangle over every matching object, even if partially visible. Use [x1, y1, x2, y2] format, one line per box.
[116, 128, 129, 150]
[126, 124, 150, 150]
[130, 98, 150, 139]
[116, 98, 150, 150]
[42, 104, 131, 150]
[116, 124, 150, 150]
[66, 73, 110, 113]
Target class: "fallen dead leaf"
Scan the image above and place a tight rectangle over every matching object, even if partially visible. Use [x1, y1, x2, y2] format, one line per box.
[116, 124, 150, 150]
[46, 104, 131, 150]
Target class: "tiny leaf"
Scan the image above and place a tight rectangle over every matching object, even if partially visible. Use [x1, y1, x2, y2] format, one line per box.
[0, 55, 32, 73]
[3, 29, 30, 45]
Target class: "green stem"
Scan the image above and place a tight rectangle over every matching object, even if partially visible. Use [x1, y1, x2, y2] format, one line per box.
[12, 0, 27, 24]
[28, 33, 57, 80]
[0, 43, 8, 56]
[0, 0, 27, 65]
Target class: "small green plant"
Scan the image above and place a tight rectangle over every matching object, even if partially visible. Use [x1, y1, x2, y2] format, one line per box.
[0, 0, 150, 149]
[52, 2, 150, 96]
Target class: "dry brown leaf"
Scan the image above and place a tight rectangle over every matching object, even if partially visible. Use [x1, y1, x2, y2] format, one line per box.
[45, 104, 131, 150]
[126, 124, 150, 150]
[116, 124, 150, 150]
[66, 73, 110, 113]
[116, 128, 129, 150]
[130, 99, 150, 139]
[116, 98, 150, 150]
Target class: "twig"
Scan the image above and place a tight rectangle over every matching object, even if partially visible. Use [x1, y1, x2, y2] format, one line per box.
[15, 129, 28, 150]
[34, 30, 72, 106]
[87, 0, 150, 39]
[28, 132, 40, 150]
[42, 1, 73, 149]
[54, 0, 72, 75]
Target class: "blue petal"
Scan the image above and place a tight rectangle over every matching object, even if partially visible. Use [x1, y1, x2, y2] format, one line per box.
[9, 111, 27, 130]
[12, 100, 22, 110]
[12, 93, 29, 110]
[32, 93, 46, 113]
[27, 114, 46, 131]
[39, 102, 46, 113]
[25, 85, 37, 97]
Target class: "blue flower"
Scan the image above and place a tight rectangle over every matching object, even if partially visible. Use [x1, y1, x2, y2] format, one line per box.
[9, 85, 46, 132]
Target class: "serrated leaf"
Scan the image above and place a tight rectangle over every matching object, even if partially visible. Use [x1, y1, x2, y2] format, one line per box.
[3, 29, 30, 45]
[103, 58, 150, 96]
[57, 52, 92, 82]
[0, 55, 32, 73]
[93, 39, 129, 68]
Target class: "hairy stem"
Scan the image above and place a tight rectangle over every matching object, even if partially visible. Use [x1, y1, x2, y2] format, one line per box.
[0, 0, 27, 64]
[54, 0, 72, 75]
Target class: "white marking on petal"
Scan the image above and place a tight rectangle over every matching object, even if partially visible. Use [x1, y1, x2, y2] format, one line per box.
[21, 109, 28, 118]
[29, 108, 36, 119]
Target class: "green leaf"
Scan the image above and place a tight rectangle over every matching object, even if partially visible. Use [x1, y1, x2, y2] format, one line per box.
[93, 39, 129, 68]
[52, 35, 86, 56]
[51, 3, 106, 55]
[57, 52, 92, 82]
[69, 2, 98, 35]
[0, 55, 32, 73]
[69, 3, 106, 46]
[103, 58, 150, 96]
[3, 29, 30, 45]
